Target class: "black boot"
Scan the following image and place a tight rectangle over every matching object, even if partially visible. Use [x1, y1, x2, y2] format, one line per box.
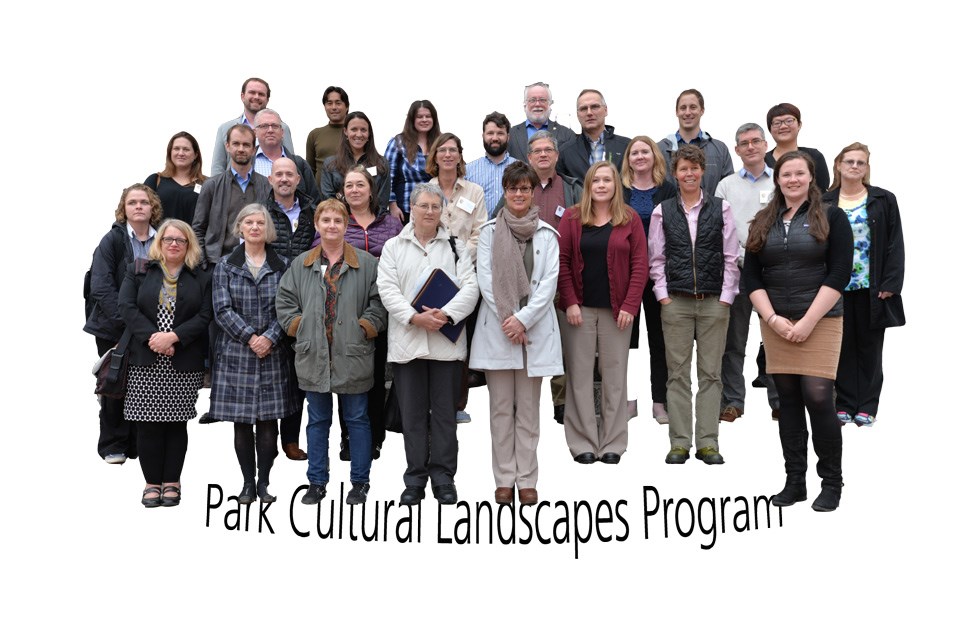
[238, 482, 256, 505]
[257, 480, 276, 503]
[812, 484, 842, 512]
[771, 480, 807, 507]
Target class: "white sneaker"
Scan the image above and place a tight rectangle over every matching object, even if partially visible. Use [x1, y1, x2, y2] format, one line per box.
[456, 410, 471, 424]
[104, 453, 127, 465]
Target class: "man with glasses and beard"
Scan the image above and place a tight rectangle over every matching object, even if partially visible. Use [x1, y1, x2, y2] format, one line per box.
[506, 82, 575, 160]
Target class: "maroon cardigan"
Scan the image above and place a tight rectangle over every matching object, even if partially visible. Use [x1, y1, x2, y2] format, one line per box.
[557, 206, 648, 319]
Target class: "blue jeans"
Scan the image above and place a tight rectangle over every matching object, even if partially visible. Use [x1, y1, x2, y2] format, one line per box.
[304, 391, 372, 485]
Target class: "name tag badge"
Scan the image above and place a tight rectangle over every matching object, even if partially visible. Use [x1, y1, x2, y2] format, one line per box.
[194, 183, 203, 194]
[320, 265, 327, 277]
[555, 205, 565, 218]
[367, 166, 377, 177]
[456, 197, 476, 214]
[759, 190, 772, 205]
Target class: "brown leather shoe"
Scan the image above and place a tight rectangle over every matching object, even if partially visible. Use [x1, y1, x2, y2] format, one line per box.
[719, 406, 743, 422]
[518, 488, 538, 505]
[283, 443, 308, 461]
[494, 487, 514, 505]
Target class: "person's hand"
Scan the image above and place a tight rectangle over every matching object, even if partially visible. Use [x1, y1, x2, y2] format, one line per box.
[566, 304, 582, 327]
[616, 309, 634, 331]
[769, 315, 794, 340]
[878, 291, 894, 300]
[248, 334, 273, 358]
[501, 315, 527, 343]
[389, 202, 404, 222]
[660, 297, 672, 306]
[719, 301, 731, 307]
[412, 307, 446, 332]
[785, 317, 814, 343]
[149, 331, 179, 354]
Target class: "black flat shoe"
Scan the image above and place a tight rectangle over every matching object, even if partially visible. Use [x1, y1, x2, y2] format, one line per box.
[600, 453, 621, 464]
[399, 486, 425, 506]
[301, 483, 327, 505]
[771, 483, 807, 507]
[573, 452, 597, 464]
[141, 487, 162, 508]
[161, 485, 181, 507]
[238, 482, 256, 505]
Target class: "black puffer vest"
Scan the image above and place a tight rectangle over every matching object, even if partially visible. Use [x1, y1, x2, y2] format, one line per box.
[265, 190, 317, 260]
[757, 203, 843, 319]
[661, 195, 724, 295]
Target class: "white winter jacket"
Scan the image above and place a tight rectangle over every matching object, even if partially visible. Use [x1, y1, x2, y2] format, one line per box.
[378, 223, 479, 364]
[469, 219, 563, 378]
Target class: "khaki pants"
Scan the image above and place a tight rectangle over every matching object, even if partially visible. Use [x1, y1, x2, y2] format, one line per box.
[486, 356, 542, 489]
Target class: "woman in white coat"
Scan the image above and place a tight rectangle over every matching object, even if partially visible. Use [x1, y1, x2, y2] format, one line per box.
[471, 163, 562, 506]
[377, 182, 479, 507]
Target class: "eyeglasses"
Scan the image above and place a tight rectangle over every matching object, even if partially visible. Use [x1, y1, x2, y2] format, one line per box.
[737, 138, 765, 148]
[255, 123, 282, 131]
[161, 237, 188, 246]
[414, 203, 442, 213]
[529, 147, 556, 156]
[577, 103, 604, 113]
[506, 186, 533, 194]
[841, 159, 868, 168]
[770, 117, 797, 128]
[526, 97, 551, 105]
[436, 146, 459, 156]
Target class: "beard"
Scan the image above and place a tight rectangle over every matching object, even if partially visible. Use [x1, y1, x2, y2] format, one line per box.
[483, 140, 506, 157]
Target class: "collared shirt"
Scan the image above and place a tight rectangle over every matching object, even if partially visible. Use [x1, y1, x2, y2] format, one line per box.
[647, 190, 741, 304]
[126, 223, 156, 261]
[384, 137, 430, 214]
[739, 165, 773, 183]
[231, 165, 253, 193]
[676, 130, 704, 145]
[532, 173, 566, 230]
[254, 147, 286, 178]
[525, 119, 553, 139]
[276, 197, 301, 231]
[466, 153, 518, 217]
[589, 131, 606, 166]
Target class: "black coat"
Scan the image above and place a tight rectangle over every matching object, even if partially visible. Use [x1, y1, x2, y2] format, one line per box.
[264, 189, 317, 260]
[119, 260, 212, 370]
[557, 125, 630, 181]
[84, 223, 133, 341]
[823, 186, 905, 328]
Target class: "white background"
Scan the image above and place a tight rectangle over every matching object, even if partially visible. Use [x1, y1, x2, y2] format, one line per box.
[3, 1, 952, 638]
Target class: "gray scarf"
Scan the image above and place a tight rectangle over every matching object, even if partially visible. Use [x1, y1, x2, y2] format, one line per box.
[491, 206, 539, 322]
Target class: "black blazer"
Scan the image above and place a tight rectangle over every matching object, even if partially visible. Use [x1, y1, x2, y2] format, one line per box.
[119, 260, 212, 370]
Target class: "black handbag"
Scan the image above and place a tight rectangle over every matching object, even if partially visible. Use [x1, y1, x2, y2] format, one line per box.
[383, 382, 403, 433]
[94, 330, 131, 399]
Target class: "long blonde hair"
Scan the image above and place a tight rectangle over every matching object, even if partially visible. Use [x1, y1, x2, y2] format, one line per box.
[577, 161, 631, 226]
[621, 136, 667, 187]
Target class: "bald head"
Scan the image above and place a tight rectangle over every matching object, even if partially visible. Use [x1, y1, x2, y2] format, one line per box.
[269, 157, 300, 202]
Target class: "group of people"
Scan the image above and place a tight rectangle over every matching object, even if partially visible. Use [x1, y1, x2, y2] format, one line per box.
[83, 79, 905, 514]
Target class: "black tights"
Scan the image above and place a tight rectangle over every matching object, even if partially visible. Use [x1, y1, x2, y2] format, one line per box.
[772, 374, 842, 487]
[138, 421, 188, 485]
[234, 421, 279, 485]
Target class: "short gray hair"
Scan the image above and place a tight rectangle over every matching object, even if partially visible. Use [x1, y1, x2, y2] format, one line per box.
[527, 130, 558, 154]
[523, 81, 553, 103]
[254, 108, 282, 126]
[233, 203, 277, 243]
[735, 123, 765, 142]
[410, 182, 447, 209]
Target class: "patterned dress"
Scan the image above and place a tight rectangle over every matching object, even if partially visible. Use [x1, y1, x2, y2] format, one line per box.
[124, 299, 204, 422]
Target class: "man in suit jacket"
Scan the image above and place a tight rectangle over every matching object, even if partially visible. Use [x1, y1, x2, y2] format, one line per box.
[506, 82, 575, 160]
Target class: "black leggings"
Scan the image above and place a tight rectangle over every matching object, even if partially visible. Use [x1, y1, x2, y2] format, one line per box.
[234, 421, 279, 485]
[137, 421, 188, 485]
[772, 374, 842, 487]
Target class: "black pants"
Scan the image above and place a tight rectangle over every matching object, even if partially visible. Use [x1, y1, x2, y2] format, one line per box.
[636, 279, 667, 404]
[137, 421, 188, 485]
[234, 420, 279, 485]
[836, 290, 886, 417]
[394, 359, 461, 488]
[772, 374, 842, 488]
[95, 337, 137, 459]
[281, 388, 306, 447]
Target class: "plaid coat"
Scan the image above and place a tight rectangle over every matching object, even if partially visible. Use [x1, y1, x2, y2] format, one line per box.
[210, 244, 298, 423]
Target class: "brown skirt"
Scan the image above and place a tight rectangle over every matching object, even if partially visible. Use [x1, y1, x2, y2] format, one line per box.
[760, 316, 842, 379]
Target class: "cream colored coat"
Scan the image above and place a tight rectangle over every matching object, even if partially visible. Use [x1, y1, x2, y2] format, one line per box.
[377, 223, 479, 364]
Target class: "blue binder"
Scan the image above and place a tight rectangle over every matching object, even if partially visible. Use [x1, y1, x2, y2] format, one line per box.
[411, 268, 465, 343]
